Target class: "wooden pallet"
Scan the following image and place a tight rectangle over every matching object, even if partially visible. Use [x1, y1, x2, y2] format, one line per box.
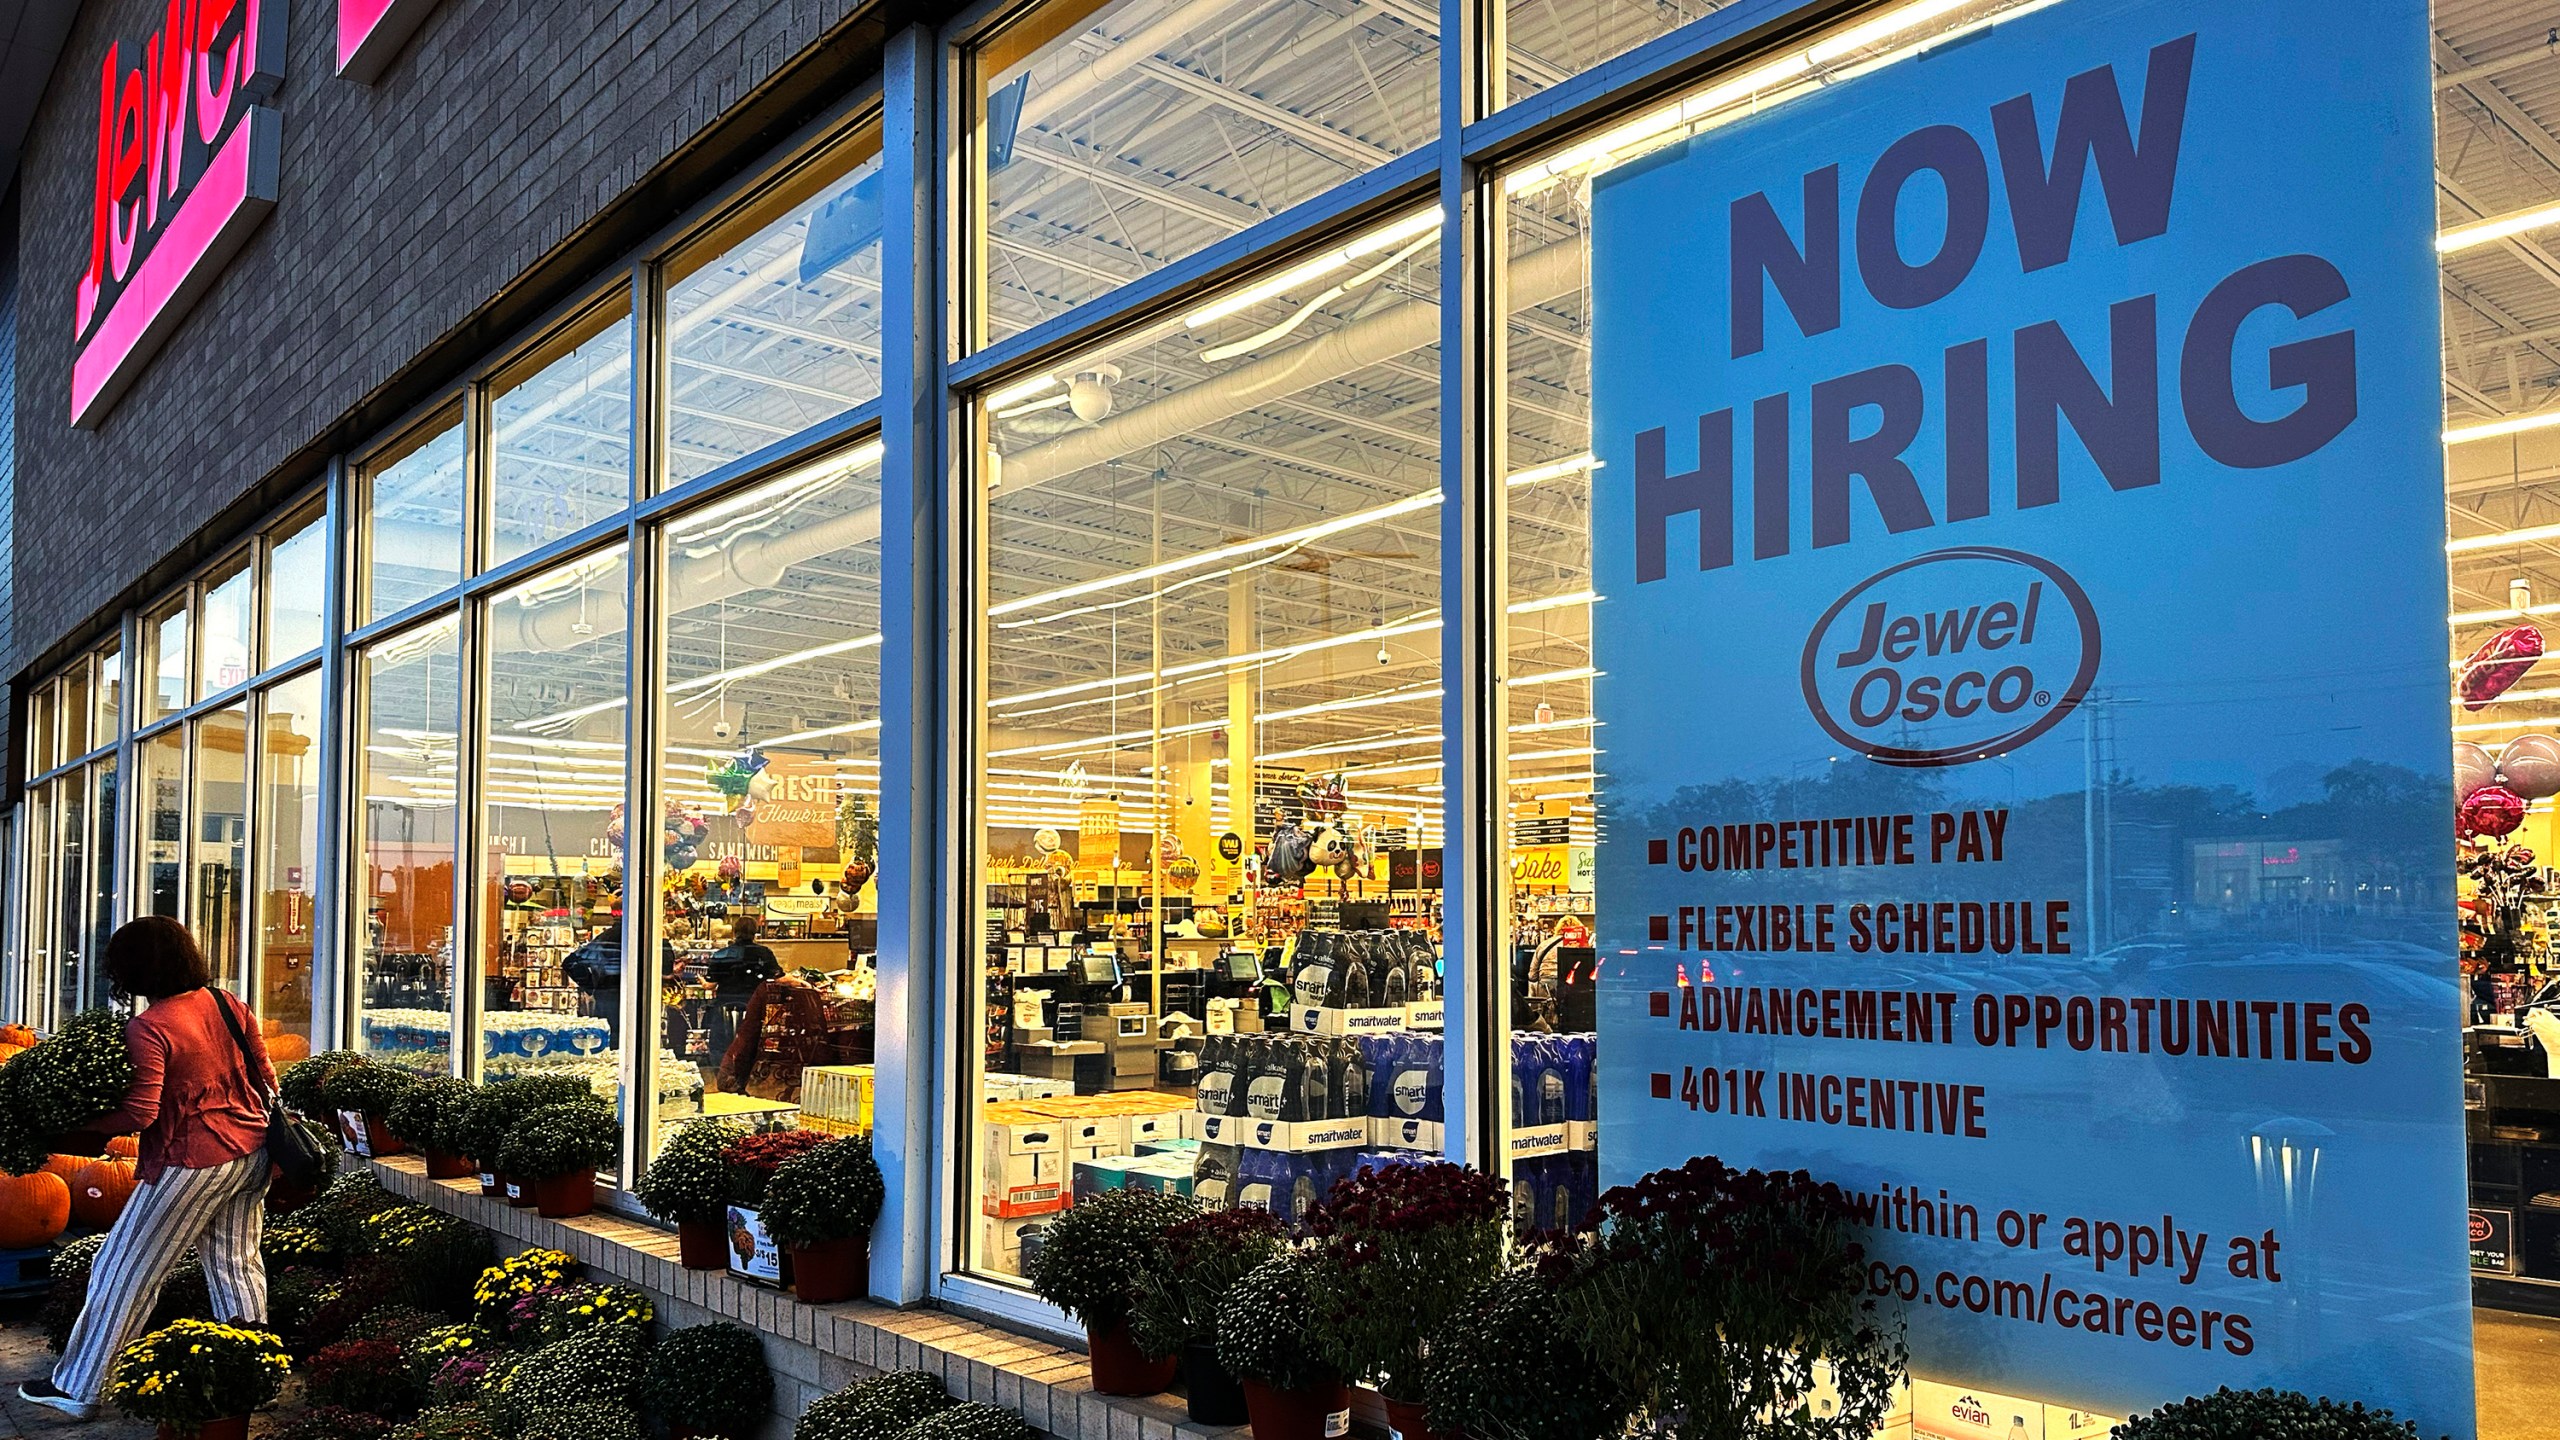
[0, 1245, 53, 1298]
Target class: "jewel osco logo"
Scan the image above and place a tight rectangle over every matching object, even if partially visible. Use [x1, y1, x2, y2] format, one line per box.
[1799, 547, 2100, 768]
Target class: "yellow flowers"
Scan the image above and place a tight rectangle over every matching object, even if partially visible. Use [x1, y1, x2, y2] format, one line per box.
[103, 1318, 289, 1430]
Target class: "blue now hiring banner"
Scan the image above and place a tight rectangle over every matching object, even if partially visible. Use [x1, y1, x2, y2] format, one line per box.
[1589, 0, 2469, 1431]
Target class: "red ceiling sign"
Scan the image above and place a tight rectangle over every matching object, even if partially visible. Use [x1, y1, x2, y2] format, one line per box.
[70, 0, 285, 429]
[336, 0, 439, 83]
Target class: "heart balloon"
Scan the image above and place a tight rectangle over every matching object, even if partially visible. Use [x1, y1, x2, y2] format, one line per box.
[2456, 741, 2499, 802]
[2501, 734, 2560, 800]
[2462, 785, 2529, 839]
[2461, 625, 2545, 710]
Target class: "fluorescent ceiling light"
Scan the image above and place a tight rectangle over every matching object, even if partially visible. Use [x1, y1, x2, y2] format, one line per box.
[1182, 209, 1444, 330]
[2440, 201, 2560, 253]
[2449, 522, 2560, 554]
[2447, 411, 2560, 445]
[991, 492, 1441, 618]
[984, 374, 1060, 411]
[1507, 454, 1598, 488]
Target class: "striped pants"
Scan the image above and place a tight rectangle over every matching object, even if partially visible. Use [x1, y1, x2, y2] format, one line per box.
[53, 1149, 270, 1405]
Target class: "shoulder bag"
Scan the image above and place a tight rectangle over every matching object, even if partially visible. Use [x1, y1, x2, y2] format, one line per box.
[212, 990, 327, 1186]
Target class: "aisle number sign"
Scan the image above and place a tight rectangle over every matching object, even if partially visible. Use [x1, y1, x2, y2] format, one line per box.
[1590, 0, 2468, 1433]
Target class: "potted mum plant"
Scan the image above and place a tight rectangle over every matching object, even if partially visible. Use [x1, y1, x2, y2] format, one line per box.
[1415, 1268, 1634, 1440]
[759, 1135, 885, 1304]
[391, 1077, 482, 1179]
[1129, 1207, 1289, 1426]
[634, 1118, 747, 1270]
[1025, 1186, 1199, 1396]
[103, 1317, 292, 1440]
[2113, 1387, 2445, 1440]
[0, 1006, 143, 1174]
[494, 1101, 618, 1218]
[719, 1129, 828, 1286]
[1302, 1161, 1508, 1440]
[462, 1076, 599, 1199]
[1215, 1249, 1347, 1440]
[1543, 1156, 1906, 1439]
[320, 1060, 421, 1158]
[636, 1322, 772, 1440]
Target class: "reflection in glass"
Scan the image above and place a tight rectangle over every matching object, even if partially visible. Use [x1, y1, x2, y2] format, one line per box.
[56, 777, 87, 1028]
[148, 604, 188, 723]
[665, 140, 884, 488]
[493, 309, 634, 564]
[355, 618, 462, 1074]
[193, 705, 251, 984]
[1501, 0, 1724, 108]
[63, 661, 91, 763]
[97, 643, 122, 745]
[651, 444, 883, 1157]
[200, 554, 255, 699]
[364, 419, 468, 622]
[256, 673, 323, 1052]
[481, 549, 631, 1152]
[27, 681, 54, 778]
[972, 0, 1436, 345]
[25, 788, 54, 1028]
[266, 505, 328, 666]
[141, 728, 185, 920]
[969, 220, 1443, 1275]
[85, 759, 118, 1018]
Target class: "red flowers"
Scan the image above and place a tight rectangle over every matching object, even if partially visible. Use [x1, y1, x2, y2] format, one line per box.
[1302, 1160, 1508, 1244]
[720, 1128, 826, 1175]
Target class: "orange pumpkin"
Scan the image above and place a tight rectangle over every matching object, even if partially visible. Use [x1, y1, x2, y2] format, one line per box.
[70, 1160, 136, 1229]
[0, 1172, 70, 1249]
[0, 1025, 36, 1047]
[103, 1136, 139, 1161]
[268, 1034, 312, 1064]
[39, 1156, 85, 1182]
[0, 1044, 27, 1066]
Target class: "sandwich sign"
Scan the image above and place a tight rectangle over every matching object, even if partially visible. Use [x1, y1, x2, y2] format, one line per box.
[70, 0, 284, 429]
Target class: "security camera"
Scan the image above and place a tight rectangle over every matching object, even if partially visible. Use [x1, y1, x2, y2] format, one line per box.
[1069, 364, 1122, 423]
[711, 718, 736, 742]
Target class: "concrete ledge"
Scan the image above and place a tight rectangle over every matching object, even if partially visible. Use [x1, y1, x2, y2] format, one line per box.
[369, 1157, 1248, 1440]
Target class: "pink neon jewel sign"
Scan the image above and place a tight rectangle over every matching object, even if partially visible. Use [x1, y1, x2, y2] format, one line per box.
[70, 0, 285, 429]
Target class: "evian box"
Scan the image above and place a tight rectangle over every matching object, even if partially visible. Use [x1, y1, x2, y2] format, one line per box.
[1914, 1382, 2042, 1440]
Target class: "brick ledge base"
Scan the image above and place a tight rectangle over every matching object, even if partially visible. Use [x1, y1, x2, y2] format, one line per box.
[367, 1156, 1245, 1440]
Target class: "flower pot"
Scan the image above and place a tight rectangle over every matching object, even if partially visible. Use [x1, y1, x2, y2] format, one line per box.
[423, 1150, 475, 1180]
[478, 1169, 505, 1199]
[1385, 1395, 1462, 1440]
[159, 1417, 249, 1440]
[503, 1174, 538, 1209]
[266, 1174, 318, 1213]
[789, 1234, 869, 1304]
[677, 1216, 729, 1269]
[533, 1168, 598, 1218]
[1086, 1318, 1178, 1396]
[1240, 1376, 1350, 1440]
[1182, 1341, 1249, 1427]
[338, 1110, 407, 1158]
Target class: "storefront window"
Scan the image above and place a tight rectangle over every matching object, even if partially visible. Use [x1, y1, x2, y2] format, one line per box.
[96, 643, 122, 745]
[27, 680, 55, 778]
[146, 601, 188, 724]
[86, 759, 118, 1016]
[62, 660, 91, 763]
[139, 727, 185, 919]
[255, 672, 322, 1054]
[479, 549, 629, 1126]
[200, 551, 256, 699]
[968, 0, 1438, 347]
[354, 617, 461, 1074]
[647, 441, 883, 1157]
[1499, 0, 1723, 110]
[491, 303, 634, 565]
[362, 414, 469, 623]
[266, 503, 328, 667]
[967, 216, 1442, 1276]
[192, 704, 251, 984]
[55, 776, 88, 1026]
[25, 787, 55, 1027]
[662, 130, 885, 489]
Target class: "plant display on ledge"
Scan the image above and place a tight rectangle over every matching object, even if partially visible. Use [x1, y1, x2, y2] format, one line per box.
[636, 1322, 774, 1440]
[320, 1061, 423, 1157]
[1302, 1159, 1507, 1440]
[719, 1128, 828, 1209]
[1539, 1155, 1906, 1440]
[758, 1134, 886, 1304]
[1129, 1206, 1289, 1428]
[1416, 1267, 1634, 1440]
[460, 1076, 602, 1197]
[103, 1318, 292, 1440]
[278, 1052, 364, 1121]
[390, 1077, 483, 1179]
[1024, 1185, 1199, 1397]
[635, 1118, 748, 1270]
[493, 1102, 617, 1219]
[1215, 1249, 1348, 1440]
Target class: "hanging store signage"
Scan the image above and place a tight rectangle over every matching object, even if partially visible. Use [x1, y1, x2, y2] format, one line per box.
[70, 0, 285, 428]
[1591, 0, 2466, 1432]
[336, 0, 439, 82]
[744, 759, 841, 849]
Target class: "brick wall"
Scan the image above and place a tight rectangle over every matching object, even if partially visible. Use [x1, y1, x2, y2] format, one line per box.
[7, 0, 879, 676]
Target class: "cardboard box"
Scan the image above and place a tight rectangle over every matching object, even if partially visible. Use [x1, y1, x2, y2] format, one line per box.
[1010, 1025, 1055, 1047]
[1913, 1382, 2043, 1440]
[1129, 1111, 1183, 1145]
[1567, 1119, 1597, 1152]
[2040, 1406, 2117, 1440]
[1197, 1112, 1370, 1152]
[1072, 1155, 1150, 1201]
[1370, 1116, 1445, 1152]
[1509, 1122, 1570, 1160]
[980, 1106, 1069, 1217]
[1291, 1004, 1410, 1037]
[1138, 1136, 1199, 1161]
[977, 1213, 1040, 1276]
[1124, 1155, 1196, 1196]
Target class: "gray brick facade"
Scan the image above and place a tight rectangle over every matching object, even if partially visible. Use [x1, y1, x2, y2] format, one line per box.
[8, 0, 887, 680]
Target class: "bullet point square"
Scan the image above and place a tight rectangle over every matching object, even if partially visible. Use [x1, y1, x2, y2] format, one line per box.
[1648, 838, 1668, 864]
[1648, 914, 1670, 942]
[1650, 1073, 1673, 1100]
[1649, 991, 1670, 1017]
